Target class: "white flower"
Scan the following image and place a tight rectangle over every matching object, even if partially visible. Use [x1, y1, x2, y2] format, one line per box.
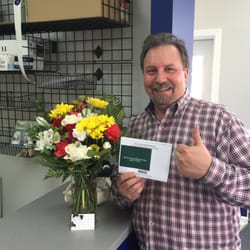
[35, 129, 60, 151]
[64, 141, 90, 162]
[81, 108, 93, 117]
[72, 128, 87, 141]
[53, 132, 61, 143]
[61, 113, 82, 126]
[103, 141, 112, 149]
[36, 117, 51, 129]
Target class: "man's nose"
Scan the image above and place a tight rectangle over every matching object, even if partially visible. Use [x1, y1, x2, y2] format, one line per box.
[155, 70, 166, 83]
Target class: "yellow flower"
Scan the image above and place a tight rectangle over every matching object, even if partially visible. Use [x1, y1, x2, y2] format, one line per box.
[75, 114, 115, 140]
[88, 97, 109, 109]
[68, 165, 75, 171]
[90, 144, 100, 152]
[90, 130, 104, 140]
[98, 114, 115, 127]
[49, 103, 74, 119]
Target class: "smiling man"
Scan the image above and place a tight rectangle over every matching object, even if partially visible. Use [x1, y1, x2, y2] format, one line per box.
[142, 38, 189, 121]
[111, 33, 250, 250]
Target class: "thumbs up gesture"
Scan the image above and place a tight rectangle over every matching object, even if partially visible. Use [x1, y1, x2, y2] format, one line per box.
[175, 126, 212, 179]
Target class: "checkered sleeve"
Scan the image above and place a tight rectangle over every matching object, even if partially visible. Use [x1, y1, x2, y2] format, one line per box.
[201, 112, 250, 208]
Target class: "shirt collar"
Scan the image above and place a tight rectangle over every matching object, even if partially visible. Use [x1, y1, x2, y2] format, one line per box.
[145, 89, 191, 117]
[175, 89, 191, 115]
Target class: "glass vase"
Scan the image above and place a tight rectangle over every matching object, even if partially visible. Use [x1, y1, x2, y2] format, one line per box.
[71, 173, 97, 230]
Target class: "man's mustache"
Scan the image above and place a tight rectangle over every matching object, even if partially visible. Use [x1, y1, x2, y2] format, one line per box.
[152, 82, 174, 90]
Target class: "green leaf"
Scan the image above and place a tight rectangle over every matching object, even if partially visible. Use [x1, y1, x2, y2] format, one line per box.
[44, 169, 63, 179]
[116, 108, 126, 125]
[32, 100, 45, 112]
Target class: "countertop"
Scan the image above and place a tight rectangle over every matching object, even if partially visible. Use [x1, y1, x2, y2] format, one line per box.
[0, 184, 132, 250]
[240, 223, 250, 250]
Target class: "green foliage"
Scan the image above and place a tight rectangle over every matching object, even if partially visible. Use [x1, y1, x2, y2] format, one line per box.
[102, 94, 125, 125]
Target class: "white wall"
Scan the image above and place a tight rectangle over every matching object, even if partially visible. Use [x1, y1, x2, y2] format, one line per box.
[132, 0, 151, 115]
[194, 0, 250, 128]
[133, 0, 250, 129]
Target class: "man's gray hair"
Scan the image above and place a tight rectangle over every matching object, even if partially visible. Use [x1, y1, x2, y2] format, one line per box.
[140, 33, 190, 71]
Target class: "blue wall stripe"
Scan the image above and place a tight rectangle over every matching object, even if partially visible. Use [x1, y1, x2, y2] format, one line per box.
[151, 0, 173, 34]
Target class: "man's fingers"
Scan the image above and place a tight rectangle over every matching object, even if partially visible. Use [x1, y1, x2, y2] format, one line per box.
[175, 144, 189, 153]
[192, 126, 202, 146]
[116, 172, 144, 201]
[117, 172, 137, 184]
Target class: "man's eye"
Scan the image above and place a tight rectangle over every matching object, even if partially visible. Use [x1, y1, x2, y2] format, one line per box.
[166, 68, 174, 72]
[166, 67, 175, 72]
[145, 69, 156, 74]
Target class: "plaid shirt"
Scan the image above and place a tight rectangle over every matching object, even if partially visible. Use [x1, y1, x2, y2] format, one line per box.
[111, 91, 250, 250]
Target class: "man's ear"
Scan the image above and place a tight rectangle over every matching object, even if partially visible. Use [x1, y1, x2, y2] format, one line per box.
[184, 68, 189, 83]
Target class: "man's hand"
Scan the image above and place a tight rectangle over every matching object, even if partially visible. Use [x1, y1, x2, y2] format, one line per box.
[175, 126, 212, 179]
[116, 172, 144, 201]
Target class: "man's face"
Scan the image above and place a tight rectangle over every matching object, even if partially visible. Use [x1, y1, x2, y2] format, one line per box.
[143, 45, 188, 113]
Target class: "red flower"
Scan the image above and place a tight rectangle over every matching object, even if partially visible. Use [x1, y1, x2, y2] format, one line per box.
[54, 140, 68, 157]
[105, 124, 121, 142]
[74, 100, 87, 112]
[52, 117, 63, 128]
[65, 124, 76, 141]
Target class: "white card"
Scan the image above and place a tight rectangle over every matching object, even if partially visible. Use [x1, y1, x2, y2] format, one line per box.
[71, 214, 95, 231]
[119, 137, 172, 182]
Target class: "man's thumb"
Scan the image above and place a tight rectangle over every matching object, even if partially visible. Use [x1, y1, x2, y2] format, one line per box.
[192, 126, 202, 146]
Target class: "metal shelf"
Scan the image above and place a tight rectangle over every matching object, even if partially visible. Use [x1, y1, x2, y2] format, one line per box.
[0, 17, 130, 35]
[0, 0, 133, 156]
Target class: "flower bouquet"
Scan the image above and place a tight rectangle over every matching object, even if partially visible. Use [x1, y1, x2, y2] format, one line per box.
[30, 94, 126, 230]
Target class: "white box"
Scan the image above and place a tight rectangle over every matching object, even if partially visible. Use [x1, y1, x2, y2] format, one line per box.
[0, 54, 15, 70]
[0, 39, 44, 57]
[0, 54, 44, 71]
[14, 55, 44, 71]
[0, 39, 44, 71]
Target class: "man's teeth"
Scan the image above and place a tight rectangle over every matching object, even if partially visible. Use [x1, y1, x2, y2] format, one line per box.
[154, 87, 171, 91]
